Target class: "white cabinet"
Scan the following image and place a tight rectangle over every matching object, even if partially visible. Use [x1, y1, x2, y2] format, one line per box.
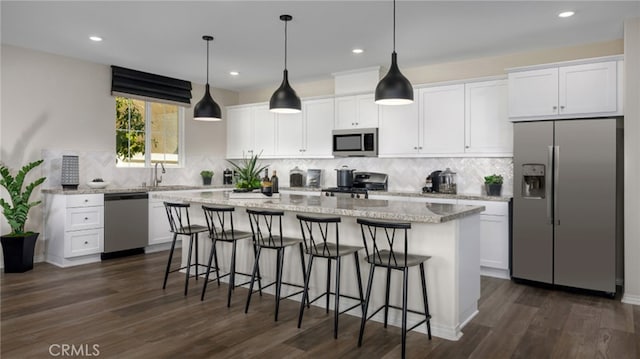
[458, 199, 510, 279]
[44, 193, 104, 267]
[276, 97, 334, 158]
[508, 60, 621, 120]
[148, 196, 173, 247]
[378, 98, 420, 156]
[419, 84, 465, 154]
[226, 104, 276, 158]
[334, 94, 379, 129]
[464, 80, 512, 154]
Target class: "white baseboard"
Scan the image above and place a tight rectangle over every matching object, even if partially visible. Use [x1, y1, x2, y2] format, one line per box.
[480, 266, 510, 279]
[621, 293, 640, 305]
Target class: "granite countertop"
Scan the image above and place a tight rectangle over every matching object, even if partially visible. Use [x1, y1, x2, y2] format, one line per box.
[153, 191, 484, 224]
[281, 187, 512, 202]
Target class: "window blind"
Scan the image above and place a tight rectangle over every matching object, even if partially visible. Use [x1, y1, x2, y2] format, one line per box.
[111, 65, 192, 105]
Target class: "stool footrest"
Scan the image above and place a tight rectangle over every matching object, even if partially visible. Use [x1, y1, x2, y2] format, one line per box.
[366, 304, 431, 332]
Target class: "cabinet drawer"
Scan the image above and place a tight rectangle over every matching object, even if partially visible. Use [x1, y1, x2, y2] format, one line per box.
[64, 229, 103, 257]
[458, 200, 507, 216]
[67, 194, 104, 208]
[66, 207, 104, 231]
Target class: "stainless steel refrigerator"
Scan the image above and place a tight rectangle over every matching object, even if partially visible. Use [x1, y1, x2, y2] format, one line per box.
[512, 118, 621, 294]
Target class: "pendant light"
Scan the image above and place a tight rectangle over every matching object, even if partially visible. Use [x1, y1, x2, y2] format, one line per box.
[194, 35, 222, 121]
[269, 14, 301, 114]
[375, 0, 414, 105]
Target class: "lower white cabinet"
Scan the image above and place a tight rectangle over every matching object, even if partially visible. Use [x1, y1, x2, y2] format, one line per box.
[44, 193, 104, 267]
[148, 195, 173, 247]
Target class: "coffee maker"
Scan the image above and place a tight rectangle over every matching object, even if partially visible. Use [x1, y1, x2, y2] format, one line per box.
[425, 170, 442, 193]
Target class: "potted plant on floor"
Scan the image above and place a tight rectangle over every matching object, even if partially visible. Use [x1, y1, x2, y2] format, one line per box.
[200, 170, 214, 186]
[227, 152, 267, 191]
[0, 160, 46, 272]
[484, 174, 503, 197]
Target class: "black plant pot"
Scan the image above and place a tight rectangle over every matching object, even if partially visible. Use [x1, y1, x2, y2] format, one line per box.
[202, 177, 212, 186]
[1, 232, 38, 273]
[485, 183, 502, 197]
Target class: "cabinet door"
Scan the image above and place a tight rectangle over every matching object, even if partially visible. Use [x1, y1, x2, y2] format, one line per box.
[465, 80, 512, 154]
[356, 94, 379, 128]
[508, 68, 559, 118]
[419, 85, 465, 154]
[559, 61, 617, 115]
[378, 99, 420, 156]
[459, 200, 510, 274]
[334, 96, 357, 129]
[148, 199, 172, 245]
[303, 98, 334, 157]
[226, 107, 253, 158]
[276, 111, 304, 157]
[252, 105, 277, 157]
[64, 229, 103, 258]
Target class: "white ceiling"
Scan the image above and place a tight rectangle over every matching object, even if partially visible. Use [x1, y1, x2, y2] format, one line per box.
[2, 1, 639, 92]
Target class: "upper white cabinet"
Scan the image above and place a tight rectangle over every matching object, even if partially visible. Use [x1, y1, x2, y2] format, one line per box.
[465, 80, 512, 154]
[378, 96, 420, 156]
[226, 104, 276, 158]
[334, 94, 379, 129]
[508, 59, 621, 120]
[276, 97, 334, 158]
[420, 84, 466, 154]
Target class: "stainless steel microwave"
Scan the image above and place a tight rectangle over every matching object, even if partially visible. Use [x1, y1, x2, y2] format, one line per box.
[332, 128, 378, 157]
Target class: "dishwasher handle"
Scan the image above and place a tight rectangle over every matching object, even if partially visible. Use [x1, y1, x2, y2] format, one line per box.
[104, 192, 149, 201]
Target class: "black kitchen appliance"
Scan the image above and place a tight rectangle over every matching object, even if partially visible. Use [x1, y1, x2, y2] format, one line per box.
[322, 172, 388, 199]
[428, 170, 442, 193]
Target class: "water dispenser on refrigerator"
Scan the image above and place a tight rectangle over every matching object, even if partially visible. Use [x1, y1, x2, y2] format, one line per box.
[521, 164, 545, 198]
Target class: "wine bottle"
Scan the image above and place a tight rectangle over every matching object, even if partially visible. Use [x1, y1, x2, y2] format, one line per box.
[261, 169, 272, 195]
[271, 170, 279, 193]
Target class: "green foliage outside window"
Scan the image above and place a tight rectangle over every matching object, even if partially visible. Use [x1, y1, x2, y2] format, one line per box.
[115, 97, 145, 162]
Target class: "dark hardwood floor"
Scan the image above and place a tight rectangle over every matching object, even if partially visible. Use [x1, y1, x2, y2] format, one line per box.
[1, 251, 638, 358]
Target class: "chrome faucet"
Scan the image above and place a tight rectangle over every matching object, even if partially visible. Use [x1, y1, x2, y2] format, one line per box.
[153, 162, 165, 187]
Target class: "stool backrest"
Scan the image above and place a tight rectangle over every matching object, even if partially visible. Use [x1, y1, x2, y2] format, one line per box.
[202, 205, 236, 240]
[297, 214, 341, 256]
[246, 209, 285, 247]
[357, 218, 411, 267]
[164, 202, 193, 235]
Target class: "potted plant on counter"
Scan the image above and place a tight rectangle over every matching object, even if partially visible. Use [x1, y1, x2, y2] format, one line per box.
[227, 152, 267, 191]
[484, 174, 503, 197]
[0, 160, 46, 273]
[200, 170, 214, 186]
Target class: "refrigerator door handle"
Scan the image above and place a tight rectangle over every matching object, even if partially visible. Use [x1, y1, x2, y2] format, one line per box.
[547, 146, 554, 225]
[554, 145, 560, 226]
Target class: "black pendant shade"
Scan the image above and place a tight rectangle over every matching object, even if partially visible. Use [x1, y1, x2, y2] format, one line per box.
[375, 52, 414, 105]
[194, 35, 222, 121]
[270, 69, 301, 113]
[270, 14, 301, 114]
[375, 0, 414, 105]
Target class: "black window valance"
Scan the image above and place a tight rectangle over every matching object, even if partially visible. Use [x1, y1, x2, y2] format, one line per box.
[111, 65, 192, 105]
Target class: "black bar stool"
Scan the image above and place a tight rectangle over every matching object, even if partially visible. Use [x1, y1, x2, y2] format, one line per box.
[201, 205, 254, 307]
[244, 208, 307, 321]
[296, 214, 365, 339]
[162, 202, 208, 296]
[356, 218, 432, 359]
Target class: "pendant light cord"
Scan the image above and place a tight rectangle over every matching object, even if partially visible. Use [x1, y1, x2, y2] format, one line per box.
[393, 0, 396, 52]
[206, 39, 210, 84]
[284, 19, 288, 70]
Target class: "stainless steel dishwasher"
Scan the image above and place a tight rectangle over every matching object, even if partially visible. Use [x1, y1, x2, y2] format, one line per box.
[102, 192, 149, 259]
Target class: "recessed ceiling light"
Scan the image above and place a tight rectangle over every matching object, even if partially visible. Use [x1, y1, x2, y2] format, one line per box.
[229, 71, 240, 76]
[352, 48, 364, 54]
[89, 36, 103, 42]
[558, 11, 575, 18]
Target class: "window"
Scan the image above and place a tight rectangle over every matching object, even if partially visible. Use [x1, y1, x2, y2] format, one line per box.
[115, 97, 184, 167]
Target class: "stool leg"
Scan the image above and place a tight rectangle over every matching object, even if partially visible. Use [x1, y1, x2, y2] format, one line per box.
[420, 262, 432, 340]
[384, 266, 392, 328]
[194, 235, 199, 280]
[358, 262, 376, 347]
[353, 251, 364, 313]
[402, 267, 409, 359]
[227, 239, 238, 307]
[213, 239, 221, 287]
[245, 245, 262, 314]
[253, 243, 263, 296]
[298, 253, 315, 329]
[185, 235, 195, 296]
[334, 256, 341, 339]
[201, 238, 217, 301]
[163, 233, 178, 289]
[275, 248, 285, 321]
[326, 258, 331, 313]
[298, 243, 310, 308]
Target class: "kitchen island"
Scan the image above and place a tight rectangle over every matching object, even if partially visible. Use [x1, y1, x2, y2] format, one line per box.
[154, 190, 484, 341]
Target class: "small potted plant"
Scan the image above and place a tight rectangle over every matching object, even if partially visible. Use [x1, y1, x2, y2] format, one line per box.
[227, 152, 267, 191]
[484, 174, 503, 197]
[0, 160, 46, 273]
[200, 170, 214, 186]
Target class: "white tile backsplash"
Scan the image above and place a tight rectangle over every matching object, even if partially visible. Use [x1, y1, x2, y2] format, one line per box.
[42, 149, 513, 195]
